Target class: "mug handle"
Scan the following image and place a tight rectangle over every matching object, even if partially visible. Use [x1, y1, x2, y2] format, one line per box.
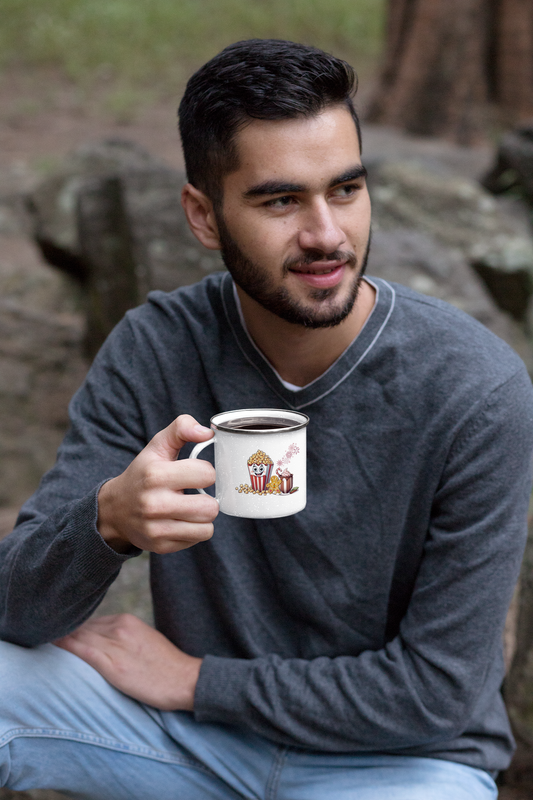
[188, 438, 215, 495]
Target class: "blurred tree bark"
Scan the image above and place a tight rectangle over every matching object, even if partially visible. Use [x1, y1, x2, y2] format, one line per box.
[367, 0, 533, 144]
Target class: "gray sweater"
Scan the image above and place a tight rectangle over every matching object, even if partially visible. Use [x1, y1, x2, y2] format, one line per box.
[1, 273, 533, 773]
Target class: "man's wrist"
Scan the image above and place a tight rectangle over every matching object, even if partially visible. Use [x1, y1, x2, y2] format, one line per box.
[175, 655, 203, 711]
[97, 479, 132, 554]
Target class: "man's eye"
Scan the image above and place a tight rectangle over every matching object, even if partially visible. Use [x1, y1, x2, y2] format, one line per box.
[265, 195, 294, 208]
[332, 183, 359, 198]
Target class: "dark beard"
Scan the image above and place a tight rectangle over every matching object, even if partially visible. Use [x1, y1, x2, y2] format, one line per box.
[216, 215, 371, 329]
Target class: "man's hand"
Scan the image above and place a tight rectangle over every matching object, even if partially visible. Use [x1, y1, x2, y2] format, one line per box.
[54, 614, 201, 711]
[98, 414, 218, 554]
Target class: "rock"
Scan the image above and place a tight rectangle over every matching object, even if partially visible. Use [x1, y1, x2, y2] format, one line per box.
[77, 175, 140, 356]
[28, 138, 224, 291]
[368, 159, 533, 354]
[0, 233, 87, 508]
[470, 237, 533, 322]
[28, 138, 163, 278]
[482, 124, 533, 203]
[121, 165, 222, 292]
[361, 123, 495, 183]
[0, 299, 87, 507]
[476, 126, 533, 322]
[27, 138, 224, 353]
[370, 159, 533, 254]
[0, 162, 37, 237]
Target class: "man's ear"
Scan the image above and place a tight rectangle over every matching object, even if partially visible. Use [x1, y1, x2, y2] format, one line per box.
[181, 183, 221, 250]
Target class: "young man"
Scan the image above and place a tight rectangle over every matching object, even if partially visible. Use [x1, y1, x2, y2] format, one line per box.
[0, 39, 532, 800]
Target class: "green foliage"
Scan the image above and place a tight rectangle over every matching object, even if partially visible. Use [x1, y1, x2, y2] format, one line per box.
[0, 0, 385, 90]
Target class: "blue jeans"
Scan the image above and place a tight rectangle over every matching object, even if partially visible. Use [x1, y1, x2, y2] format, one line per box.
[0, 641, 498, 800]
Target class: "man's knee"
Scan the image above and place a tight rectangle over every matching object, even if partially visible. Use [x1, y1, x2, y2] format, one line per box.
[0, 640, 53, 698]
[1, 640, 68, 689]
[0, 640, 93, 730]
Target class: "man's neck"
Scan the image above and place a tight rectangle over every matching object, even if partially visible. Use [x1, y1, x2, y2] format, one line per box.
[235, 280, 376, 387]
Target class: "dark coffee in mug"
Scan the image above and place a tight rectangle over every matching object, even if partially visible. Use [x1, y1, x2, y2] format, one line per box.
[225, 418, 294, 431]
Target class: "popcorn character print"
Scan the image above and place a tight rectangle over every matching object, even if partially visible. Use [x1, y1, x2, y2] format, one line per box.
[247, 450, 273, 492]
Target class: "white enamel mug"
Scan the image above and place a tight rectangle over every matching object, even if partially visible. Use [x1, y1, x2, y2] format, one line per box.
[189, 408, 309, 518]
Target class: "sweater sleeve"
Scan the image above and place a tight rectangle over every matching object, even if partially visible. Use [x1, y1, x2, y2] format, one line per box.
[194, 367, 533, 751]
[0, 317, 147, 647]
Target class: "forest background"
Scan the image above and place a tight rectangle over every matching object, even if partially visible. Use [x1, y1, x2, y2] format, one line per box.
[0, 0, 384, 125]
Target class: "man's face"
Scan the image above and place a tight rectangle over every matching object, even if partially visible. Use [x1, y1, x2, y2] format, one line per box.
[215, 105, 371, 328]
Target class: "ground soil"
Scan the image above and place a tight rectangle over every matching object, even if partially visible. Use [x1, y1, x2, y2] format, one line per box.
[0, 68, 188, 174]
[0, 67, 531, 799]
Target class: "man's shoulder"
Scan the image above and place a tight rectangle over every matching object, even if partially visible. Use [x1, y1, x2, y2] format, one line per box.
[119, 272, 227, 336]
[376, 278, 527, 377]
[90, 272, 229, 373]
[384, 278, 504, 333]
[130, 271, 227, 327]
[362, 279, 532, 421]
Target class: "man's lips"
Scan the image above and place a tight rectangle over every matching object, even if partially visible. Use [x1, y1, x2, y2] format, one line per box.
[288, 262, 347, 288]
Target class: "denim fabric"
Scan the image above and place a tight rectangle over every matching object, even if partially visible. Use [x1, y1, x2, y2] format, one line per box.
[0, 641, 498, 800]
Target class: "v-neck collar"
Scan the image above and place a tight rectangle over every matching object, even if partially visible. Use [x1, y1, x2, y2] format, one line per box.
[221, 272, 396, 411]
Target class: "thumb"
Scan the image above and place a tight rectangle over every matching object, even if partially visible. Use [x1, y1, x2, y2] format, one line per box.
[147, 414, 213, 461]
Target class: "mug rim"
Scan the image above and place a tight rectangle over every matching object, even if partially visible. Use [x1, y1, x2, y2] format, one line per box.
[211, 407, 309, 434]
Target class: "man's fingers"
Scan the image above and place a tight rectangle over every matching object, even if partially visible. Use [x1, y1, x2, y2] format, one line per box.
[139, 490, 218, 524]
[54, 615, 145, 665]
[56, 614, 148, 646]
[148, 414, 213, 461]
[142, 520, 215, 553]
[54, 627, 110, 668]
[142, 457, 216, 494]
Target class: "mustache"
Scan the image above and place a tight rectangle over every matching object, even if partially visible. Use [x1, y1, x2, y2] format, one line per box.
[283, 250, 357, 272]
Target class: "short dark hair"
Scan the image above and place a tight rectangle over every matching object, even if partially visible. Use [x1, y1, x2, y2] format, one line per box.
[178, 39, 361, 206]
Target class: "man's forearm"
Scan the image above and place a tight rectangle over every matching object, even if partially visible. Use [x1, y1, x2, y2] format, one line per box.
[0, 489, 130, 647]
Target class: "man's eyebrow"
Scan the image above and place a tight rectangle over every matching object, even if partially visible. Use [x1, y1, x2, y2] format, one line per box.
[242, 165, 367, 199]
[243, 181, 306, 198]
[328, 165, 367, 187]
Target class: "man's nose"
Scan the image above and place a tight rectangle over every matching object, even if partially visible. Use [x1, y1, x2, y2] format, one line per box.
[297, 200, 346, 255]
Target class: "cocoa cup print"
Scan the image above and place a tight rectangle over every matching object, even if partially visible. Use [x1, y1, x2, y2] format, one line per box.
[277, 468, 293, 494]
[189, 408, 309, 518]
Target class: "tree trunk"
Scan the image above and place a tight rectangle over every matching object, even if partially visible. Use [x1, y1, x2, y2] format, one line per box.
[495, 0, 533, 119]
[367, 0, 533, 143]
